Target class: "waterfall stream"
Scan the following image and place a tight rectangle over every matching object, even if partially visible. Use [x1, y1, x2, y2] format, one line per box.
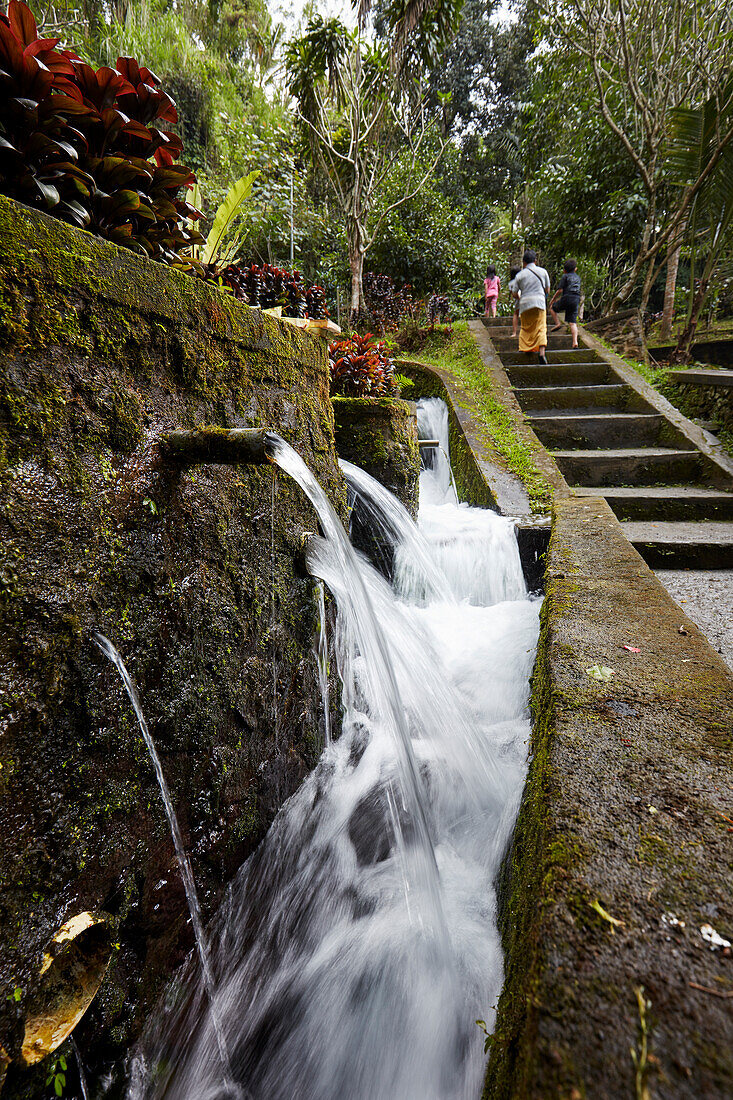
[126, 398, 540, 1100]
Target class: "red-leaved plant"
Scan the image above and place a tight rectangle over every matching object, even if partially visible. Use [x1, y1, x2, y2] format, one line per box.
[328, 333, 398, 398]
[0, 0, 202, 263]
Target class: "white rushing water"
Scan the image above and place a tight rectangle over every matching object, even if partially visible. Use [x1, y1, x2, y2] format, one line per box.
[127, 399, 540, 1100]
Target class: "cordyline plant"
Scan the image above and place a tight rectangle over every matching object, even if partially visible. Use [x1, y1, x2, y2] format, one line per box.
[328, 332, 398, 398]
[0, 0, 202, 263]
[196, 261, 328, 319]
[362, 272, 451, 334]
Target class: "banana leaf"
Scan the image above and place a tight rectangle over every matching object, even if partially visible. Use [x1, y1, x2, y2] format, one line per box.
[202, 170, 260, 266]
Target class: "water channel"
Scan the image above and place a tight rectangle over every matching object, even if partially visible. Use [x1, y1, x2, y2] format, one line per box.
[124, 398, 541, 1100]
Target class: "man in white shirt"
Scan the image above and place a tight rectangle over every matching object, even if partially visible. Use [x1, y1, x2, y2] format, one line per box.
[512, 249, 551, 365]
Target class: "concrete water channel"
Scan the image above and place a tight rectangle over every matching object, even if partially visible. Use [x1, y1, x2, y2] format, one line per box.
[400, 323, 733, 1098]
[0, 187, 731, 1097]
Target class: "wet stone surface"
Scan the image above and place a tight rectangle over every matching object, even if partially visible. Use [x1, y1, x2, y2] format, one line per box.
[655, 569, 733, 670]
[0, 196, 346, 1096]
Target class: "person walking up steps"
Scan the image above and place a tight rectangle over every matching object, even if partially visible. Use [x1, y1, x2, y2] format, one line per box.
[484, 265, 501, 317]
[508, 265, 520, 337]
[512, 249, 550, 365]
[550, 258, 581, 348]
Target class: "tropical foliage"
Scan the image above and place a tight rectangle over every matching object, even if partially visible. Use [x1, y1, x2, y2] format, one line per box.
[3, 0, 730, 359]
[0, 0, 202, 262]
[329, 332, 398, 397]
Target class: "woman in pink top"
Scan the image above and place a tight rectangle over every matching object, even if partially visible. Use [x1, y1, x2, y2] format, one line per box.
[484, 265, 501, 317]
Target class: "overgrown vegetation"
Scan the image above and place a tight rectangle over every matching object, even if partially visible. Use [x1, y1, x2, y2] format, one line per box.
[401, 323, 554, 511]
[5, 0, 730, 354]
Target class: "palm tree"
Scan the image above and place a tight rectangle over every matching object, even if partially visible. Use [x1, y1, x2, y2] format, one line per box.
[666, 78, 733, 361]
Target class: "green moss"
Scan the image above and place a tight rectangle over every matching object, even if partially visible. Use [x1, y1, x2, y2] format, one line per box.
[332, 395, 419, 515]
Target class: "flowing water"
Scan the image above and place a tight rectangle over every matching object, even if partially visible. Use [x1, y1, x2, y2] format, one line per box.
[315, 580, 332, 748]
[126, 401, 540, 1100]
[93, 634, 234, 1086]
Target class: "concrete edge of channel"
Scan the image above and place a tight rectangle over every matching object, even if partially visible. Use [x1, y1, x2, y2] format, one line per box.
[483, 494, 733, 1099]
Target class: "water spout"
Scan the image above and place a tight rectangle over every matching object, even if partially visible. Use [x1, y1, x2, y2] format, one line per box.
[159, 428, 273, 466]
[93, 634, 235, 1088]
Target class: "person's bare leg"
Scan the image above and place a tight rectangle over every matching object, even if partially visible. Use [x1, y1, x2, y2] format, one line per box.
[538, 344, 548, 365]
[490, 299, 497, 317]
[512, 311, 519, 337]
[569, 321, 578, 348]
[550, 305, 562, 331]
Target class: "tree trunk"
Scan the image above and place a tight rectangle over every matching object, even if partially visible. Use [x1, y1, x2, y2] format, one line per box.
[347, 221, 366, 321]
[671, 275, 709, 363]
[639, 257, 657, 316]
[659, 244, 681, 340]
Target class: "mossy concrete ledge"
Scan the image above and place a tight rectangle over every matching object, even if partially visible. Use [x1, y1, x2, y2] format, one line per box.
[0, 195, 345, 1095]
[331, 395, 419, 516]
[485, 495, 733, 1100]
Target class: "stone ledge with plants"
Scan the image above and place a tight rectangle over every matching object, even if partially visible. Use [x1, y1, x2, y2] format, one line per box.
[0, 0, 330, 323]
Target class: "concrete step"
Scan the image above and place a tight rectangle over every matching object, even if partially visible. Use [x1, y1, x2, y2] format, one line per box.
[621, 520, 733, 568]
[529, 413, 665, 449]
[573, 486, 733, 521]
[501, 349, 603, 365]
[507, 363, 612, 387]
[481, 316, 516, 328]
[493, 334, 576, 351]
[551, 447, 701, 487]
[515, 384, 632, 410]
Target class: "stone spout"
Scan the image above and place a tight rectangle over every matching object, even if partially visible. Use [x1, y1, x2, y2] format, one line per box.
[159, 427, 274, 465]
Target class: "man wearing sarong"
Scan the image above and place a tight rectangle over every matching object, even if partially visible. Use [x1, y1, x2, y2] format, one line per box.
[512, 249, 551, 366]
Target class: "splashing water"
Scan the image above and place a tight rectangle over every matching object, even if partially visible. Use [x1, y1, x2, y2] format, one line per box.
[93, 634, 235, 1089]
[127, 414, 540, 1100]
[417, 398, 459, 507]
[413, 399, 527, 606]
[340, 458, 455, 605]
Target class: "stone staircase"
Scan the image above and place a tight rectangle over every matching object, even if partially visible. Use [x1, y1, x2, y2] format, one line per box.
[482, 317, 733, 567]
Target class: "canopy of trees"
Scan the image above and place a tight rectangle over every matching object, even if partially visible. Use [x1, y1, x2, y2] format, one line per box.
[22, 0, 733, 355]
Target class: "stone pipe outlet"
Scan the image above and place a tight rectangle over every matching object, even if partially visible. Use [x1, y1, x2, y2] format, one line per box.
[159, 427, 275, 465]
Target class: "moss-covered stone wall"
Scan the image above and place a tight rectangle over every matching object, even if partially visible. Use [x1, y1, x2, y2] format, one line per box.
[332, 396, 419, 516]
[0, 196, 345, 1096]
[485, 496, 733, 1100]
[665, 378, 733, 436]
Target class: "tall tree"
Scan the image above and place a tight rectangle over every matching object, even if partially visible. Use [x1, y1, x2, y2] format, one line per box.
[285, 15, 445, 316]
[538, 0, 733, 312]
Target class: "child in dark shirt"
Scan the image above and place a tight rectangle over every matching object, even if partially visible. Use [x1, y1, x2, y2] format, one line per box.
[550, 259, 581, 348]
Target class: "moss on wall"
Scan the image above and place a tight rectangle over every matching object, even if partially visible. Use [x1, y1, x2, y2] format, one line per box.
[332, 396, 420, 516]
[0, 197, 345, 1096]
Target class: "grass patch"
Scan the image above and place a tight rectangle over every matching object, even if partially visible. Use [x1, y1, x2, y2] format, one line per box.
[402, 322, 554, 512]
